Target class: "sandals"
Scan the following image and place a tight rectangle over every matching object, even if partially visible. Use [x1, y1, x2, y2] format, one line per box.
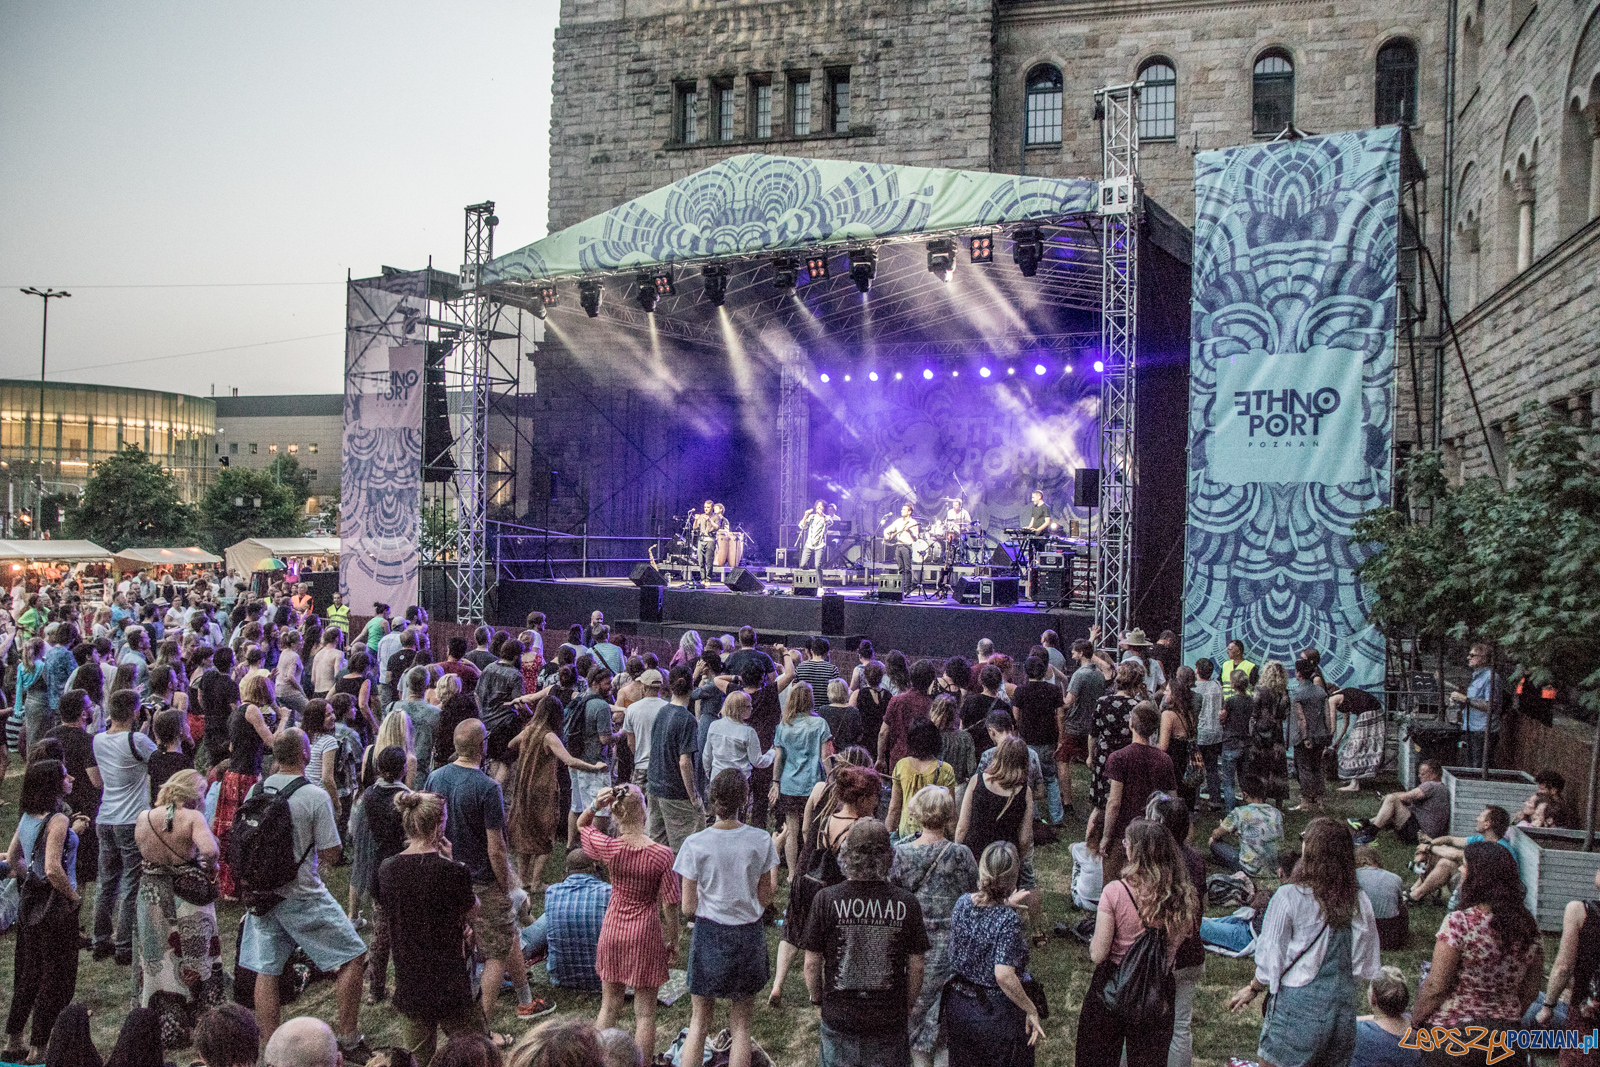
[489, 1033, 516, 1051]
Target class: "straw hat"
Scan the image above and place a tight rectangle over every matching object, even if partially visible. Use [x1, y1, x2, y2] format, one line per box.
[1123, 628, 1153, 647]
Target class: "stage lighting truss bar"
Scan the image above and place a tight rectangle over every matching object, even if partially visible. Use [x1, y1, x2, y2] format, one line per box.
[450, 201, 497, 624]
[1094, 81, 1140, 656]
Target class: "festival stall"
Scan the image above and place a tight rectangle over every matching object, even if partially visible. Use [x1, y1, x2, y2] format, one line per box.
[111, 546, 222, 577]
[223, 536, 340, 578]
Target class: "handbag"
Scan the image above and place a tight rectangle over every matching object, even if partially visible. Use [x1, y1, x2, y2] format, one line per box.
[1183, 751, 1206, 790]
[145, 806, 219, 907]
[1099, 882, 1175, 1029]
[1021, 974, 1051, 1020]
[18, 812, 67, 927]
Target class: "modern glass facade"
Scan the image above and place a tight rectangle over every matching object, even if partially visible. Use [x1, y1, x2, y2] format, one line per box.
[0, 379, 217, 503]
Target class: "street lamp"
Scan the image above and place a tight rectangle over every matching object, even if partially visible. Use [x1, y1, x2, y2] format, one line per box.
[19, 288, 70, 539]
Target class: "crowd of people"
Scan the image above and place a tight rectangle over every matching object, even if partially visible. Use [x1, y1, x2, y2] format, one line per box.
[0, 570, 1592, 1067]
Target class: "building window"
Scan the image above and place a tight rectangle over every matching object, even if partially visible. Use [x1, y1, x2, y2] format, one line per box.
[308, 442, 318, 454]
[750, 76, 772, 138]
[229, 442, 238, 454]
[1375, 39, 1418, 126]
[789, 74, 811, 136]
[249, 443, 258, 454]
[828, 69, 851, 133]
[288, 443, 299, 455]
[268, 443, 279, 454]
[712, 80, 734, 142]
[675, 82, 699, 144]
[1025, 64, 1063, 145]
[1137, 58, 1177, 140]
[1253, 51, 1295, 136]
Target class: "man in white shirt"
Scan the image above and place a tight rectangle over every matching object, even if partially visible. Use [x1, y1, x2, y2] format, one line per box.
[91, 689, 157, 964]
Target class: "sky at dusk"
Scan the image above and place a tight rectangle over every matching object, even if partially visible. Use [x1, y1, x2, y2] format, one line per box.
[0, 1, 560, 397]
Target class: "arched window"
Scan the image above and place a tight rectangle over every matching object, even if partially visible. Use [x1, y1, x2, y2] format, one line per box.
[1375, 39, 1419, 126]
[1137, 59, 1177, 140]
[1025, 64, 1063, 145]
[1253, 51, 1295, 136]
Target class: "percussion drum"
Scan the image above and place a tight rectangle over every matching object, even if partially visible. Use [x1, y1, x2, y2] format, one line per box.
[714, 531, 732, 567]
[910, 537, 932, 563]
[725, 531, 745, 567]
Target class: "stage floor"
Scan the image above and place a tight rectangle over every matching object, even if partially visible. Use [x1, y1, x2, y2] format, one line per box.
[496, 575, 1091, 660]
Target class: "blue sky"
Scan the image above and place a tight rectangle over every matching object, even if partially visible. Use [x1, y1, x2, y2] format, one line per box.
[0, 1, 559, 396]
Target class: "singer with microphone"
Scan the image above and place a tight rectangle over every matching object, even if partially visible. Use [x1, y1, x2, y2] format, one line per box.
[796, 500, 832, 575]
[882, 503, 920, 589]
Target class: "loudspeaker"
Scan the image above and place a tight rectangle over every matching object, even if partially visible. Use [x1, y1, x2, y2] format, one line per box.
[637, 584, 664, 623]
[1073, 468, 1101, 508]
[791, 571, 819, 596]
[952, 575, 982, 604]
[980, 577, 1020, 607]
[820, 593, 845, 634]
[726, 568, 764, 594]
[305, 571, 340, 615]
[774, 548, 791, 567]
[1029, 568, 1067, 605]
[875, 575, 903, 601]
[989, 544, 1020, 568]
[629, 563, 667, 587]
[423, 341, 457, 483]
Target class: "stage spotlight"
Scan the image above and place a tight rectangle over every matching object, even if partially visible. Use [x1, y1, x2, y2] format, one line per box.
[970, 234, 994, 263]
[702, 264, 729, 306]
[926, 239, 956, 282]
[772, 255, 800, 289]
[636, 273, 659, 313]
[868, 371, 879, 382]
[1094, 360, 1105, 373]
[979, 366, 991, 378]
[652, 271, 675, 296]
[922, 368, 933, 380]
[536, 282, 558, 306]
[1012, 226, 1044, 277]
[1064, 364, 1074, 373]
[894, 372, 903, 380]
[1007, 367, 1016, 375]
[819, 373, 830, 383]
[578, 279, 602, 318]
[843, 374, 851, 382]
[805, 252, 830, 280]
[952, 370, 959, 377]
[1034, 363, 1046, 375]
[848, 248, 877, 294]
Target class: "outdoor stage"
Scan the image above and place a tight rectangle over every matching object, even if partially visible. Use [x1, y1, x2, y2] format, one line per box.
[496, 576, 1091, 660]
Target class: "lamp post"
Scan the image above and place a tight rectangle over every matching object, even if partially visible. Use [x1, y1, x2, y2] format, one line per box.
[19, 288, 70, 539]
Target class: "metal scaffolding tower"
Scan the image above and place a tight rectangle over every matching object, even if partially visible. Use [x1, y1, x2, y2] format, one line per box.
[776, 354, 810, 550]
[1093, 82, 1141, 652]
[451, 202, 497, 624]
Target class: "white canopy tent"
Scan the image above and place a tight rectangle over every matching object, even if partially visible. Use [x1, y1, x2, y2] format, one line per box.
[113, 546, 222, 573]
[0, 540, 113, 563]
[224, 537, 340, 576]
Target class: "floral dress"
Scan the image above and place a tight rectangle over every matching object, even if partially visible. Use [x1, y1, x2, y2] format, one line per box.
[889, 837, 980, 1054]
[1091, 692, 1137, 808]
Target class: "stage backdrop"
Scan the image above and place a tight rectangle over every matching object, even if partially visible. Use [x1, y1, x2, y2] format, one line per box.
[1183, 127, 1401, 690]
[341, 278, 426, 611]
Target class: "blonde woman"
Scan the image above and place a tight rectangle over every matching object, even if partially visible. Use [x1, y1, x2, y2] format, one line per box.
[134, 769, 224, 1045]
[768, 681, 834, 881]
[943, 841, 1044, 1067]
[361, 709, 417, 789]
[701, 690, 775, 787]
[348, 709, 415, 926]
[1077, 818, 1199, 1067]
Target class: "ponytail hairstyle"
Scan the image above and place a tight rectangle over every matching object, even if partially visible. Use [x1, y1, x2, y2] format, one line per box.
[975, 840, 1020, 906]
[708, 769, 748, 822]
[394, 790, 447, 844]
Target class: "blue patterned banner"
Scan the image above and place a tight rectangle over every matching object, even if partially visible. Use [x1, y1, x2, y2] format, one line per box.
[1184, 128, 1401, 690]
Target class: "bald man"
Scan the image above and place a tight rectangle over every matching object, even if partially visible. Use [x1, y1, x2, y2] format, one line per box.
[424, 719, 553, 1020]
[263, 1017, 339, 1067]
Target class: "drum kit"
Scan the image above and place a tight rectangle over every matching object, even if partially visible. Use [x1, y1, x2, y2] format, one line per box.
[912, 518, 986, 565]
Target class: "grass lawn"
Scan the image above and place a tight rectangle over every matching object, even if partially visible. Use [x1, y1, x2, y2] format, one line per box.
[0, 763, 1553, 1066]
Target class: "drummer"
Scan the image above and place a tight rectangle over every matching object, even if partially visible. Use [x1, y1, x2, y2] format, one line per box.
[943, 496, 972, 527]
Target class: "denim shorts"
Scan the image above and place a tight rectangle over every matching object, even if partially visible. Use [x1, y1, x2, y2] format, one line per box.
[687, 916, 769, 999]
[240, 885, 368, 975]
[570, 768, 610, 813]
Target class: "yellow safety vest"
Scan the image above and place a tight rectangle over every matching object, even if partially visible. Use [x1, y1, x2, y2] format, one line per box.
[326, 603, 350, 634]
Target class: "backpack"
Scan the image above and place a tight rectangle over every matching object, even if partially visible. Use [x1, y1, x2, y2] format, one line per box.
[230, 776, 315, 914]
[1099, 882, 1176, 1029]
[561, 693, 598, 755]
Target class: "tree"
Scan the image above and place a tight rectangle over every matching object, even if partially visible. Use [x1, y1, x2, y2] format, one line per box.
[63, 445, 193, 551]
[196, 467, 304, 555]
[316, 490, 340, 537]
[266, 453, 314, 507]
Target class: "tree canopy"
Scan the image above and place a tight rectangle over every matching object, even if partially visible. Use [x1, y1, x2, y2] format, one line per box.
[196, 467, 304, 554]
[62, 445, 193, 551]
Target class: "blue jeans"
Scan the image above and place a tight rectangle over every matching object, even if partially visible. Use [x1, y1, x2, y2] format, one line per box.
[1209, 840, 1244, 873]
[1200, 915, 1255, 952]
[94, 823, 142, 954]
[1029, 743, 1063, 823]
[1199, 743, 1222, 805]
[820, 1021, 911, 1067]
[1218, 745, 1245, 811]
[520, 915, 548, 959]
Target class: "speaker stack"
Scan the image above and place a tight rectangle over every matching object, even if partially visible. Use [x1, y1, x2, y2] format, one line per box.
[725, 568, 765, 594]
[628, 563, 667, 622]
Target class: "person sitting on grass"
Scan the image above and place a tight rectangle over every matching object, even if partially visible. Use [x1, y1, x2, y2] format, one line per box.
[1353, 966, 1420, 1067]
[1349, 759, 1450, 847]
[521, 848, 611, 991]
[1207, 772, 1283, 878]
[1405, 803, 1520, 905]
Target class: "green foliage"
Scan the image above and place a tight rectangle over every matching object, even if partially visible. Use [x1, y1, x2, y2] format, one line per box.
[421, 500, 457, 560]
[317, 490, 340, 536]
[1356, 405, 1600, 714]
[196, 467, 304, 555]
[62, 445, 193, 551]
[266, 452, 314, 506]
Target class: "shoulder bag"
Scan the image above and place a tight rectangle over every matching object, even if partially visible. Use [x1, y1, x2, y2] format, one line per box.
[18, 812, 69, 927]
[144, 805, 219, 907]
[1261, 919, 1326, 1017]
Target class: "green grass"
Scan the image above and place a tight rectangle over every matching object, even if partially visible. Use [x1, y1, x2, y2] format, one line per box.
[0, 765, 1540, 1067]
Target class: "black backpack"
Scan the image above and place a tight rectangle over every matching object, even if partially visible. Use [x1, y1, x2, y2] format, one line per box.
[561, 693, 598, 755]
[1100, 920, 1175, 1030]
[230, 776, 315, 915]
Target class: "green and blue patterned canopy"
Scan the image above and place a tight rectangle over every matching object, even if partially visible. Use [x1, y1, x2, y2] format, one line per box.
[483, 153, 1099, 285]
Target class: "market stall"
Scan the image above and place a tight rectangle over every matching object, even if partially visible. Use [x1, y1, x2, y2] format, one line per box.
[223, 536, 340, 577]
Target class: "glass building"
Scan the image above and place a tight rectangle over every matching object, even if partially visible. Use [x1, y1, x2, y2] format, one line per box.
[0, 379, 217, 507]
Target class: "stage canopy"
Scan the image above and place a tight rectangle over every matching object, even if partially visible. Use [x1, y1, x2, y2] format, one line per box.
[113, 547, 221, 571]
[224, 537, 340, 576]
[0, 540, 112, 563]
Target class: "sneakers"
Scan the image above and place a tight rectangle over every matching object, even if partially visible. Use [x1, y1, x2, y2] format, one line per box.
[1353, 833, 1377, 847]
[517, 997, 557, 1020]
[338, 1038, 374, 1066]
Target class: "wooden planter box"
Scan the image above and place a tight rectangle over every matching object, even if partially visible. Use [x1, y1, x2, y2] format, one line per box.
[1443, 767, 1536, 836]
[1506, 825, 1600, 933]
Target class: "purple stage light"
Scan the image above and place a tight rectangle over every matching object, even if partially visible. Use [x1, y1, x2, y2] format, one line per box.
[1033, 364, 1046, 375]
[979, 367, 991, 378]
[868, 371, 879, 382]
[894, 372, 904, 381]
[819, 373, 830, 383]
[1093, 360, 1105, 372]
[951, 369, 959, 377]
[922, 369, 933, 380]
[1064, 364, 1073, 373]
[843, 374, 852, 382]
[1007, 367, 1016, 375]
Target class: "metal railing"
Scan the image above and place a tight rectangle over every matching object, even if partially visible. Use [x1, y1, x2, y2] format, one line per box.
[491, 520, 658, 580]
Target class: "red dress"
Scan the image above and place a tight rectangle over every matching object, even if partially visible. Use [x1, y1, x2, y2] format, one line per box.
[579, 826, 681, 988]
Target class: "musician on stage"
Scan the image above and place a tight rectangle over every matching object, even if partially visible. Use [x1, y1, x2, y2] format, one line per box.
[944, 497, 972, 526]
[1023, 490, 1051, 534]
[883, 503, 921, 588]
[692, 499, 725, 575]
[796, 500, 832, 573]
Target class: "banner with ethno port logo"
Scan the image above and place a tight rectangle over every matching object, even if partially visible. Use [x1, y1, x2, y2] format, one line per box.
[341, 277, 426, 613]
[1183, 127, 1401, 690]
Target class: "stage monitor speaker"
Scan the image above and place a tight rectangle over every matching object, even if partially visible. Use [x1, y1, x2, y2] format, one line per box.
[989, 544, 1020, 569]
[1073, 468, 1101, 508]
[791, 571, 819, 596]
[774, 547, 791, 567]
[952, 575, 982, 605]
[629, 563, 667, 587]
[637, 584, 664, 622]
[875, 575, 903, 601]
[980, 577, 1020, 607]
[820, 593, 845, 634]
[726, 568, 764, 594]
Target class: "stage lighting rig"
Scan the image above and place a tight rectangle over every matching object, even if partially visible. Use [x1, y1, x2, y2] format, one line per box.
[969, 234, 994, 263]
[636, 273, 659, 313]
[702, 264, 729, 307]
[651, 271, 675, 297]
[926, 239, 956, 282]
[804, 252, 830, 280]
[535, 282, 558, 306]
[578, 279, 603, 318]
[771, 255, 800, 290]
[1012, 226, 1044, 277]
[848, 248, 877, 294]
